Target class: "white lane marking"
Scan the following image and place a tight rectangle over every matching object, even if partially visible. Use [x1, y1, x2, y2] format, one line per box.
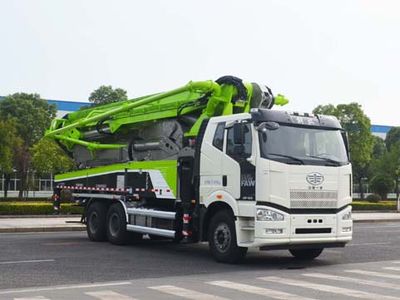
[259, 276, 400, 300]
[0, 281, 132, 295]
[359, 225, 400, 229]
[384, 267, 400, 271]
[323, 249, 342, 253]
[348, 242, 391, 246]
[303, 273, 400, 291]
[149, 285, 228, 300]
[85, 290, 136, 300]
[345, 269, 400, 280]
[14, 297, 49, 300]
[0, 259, 55, 265]
[208, 280, 315, 300]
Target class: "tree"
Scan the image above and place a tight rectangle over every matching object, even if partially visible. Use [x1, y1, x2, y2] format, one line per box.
[367, 136, 387, 188]
[0, 93, 56, 146]
[0, 120, 22, 199]
[31, 138, 75, 176]
[313, 103, 374, 198]
[0, 93, 57, 198]
[385, 126, 400, 151]
[371, 136, 386, 160]
[89, 85, 128, 105]
[368, 143, 400, 197]
[369, 174, 395, 200]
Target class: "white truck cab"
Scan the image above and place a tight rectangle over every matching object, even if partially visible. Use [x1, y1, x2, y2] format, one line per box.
[199, 108, 352, 262]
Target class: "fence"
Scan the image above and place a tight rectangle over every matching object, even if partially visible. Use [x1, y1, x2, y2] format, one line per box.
[0, 173, 54, 199]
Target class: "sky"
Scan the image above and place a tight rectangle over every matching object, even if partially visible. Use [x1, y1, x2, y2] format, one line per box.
[0, 0, 399, 125]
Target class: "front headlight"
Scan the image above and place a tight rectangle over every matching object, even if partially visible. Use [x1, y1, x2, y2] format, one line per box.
[342, 210, 352, 220]
[256, 209, 284, 221]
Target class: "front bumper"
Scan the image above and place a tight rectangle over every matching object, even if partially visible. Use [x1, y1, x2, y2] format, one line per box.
[237, 205, 352, 248]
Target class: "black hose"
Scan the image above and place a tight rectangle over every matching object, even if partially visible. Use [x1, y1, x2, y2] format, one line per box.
[177, 93, 209, 124]
[128, 137, 136, 161]
[95, 119, 113, 135]
[215, 75, 247, 103]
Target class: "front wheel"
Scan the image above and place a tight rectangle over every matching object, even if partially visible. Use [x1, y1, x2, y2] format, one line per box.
[208, 210, 247, 264]
[289, 248, 324, 260]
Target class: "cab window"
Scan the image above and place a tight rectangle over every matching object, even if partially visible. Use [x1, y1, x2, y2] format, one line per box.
[226, 123, 252, 158]
[212, 122, 225, 151]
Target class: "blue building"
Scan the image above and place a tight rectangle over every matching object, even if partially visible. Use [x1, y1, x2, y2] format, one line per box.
[370, 124, 392, 139]
[1, 96, 395, 136]
[0, 96, 89, 118]
[46, 99, 89, 117]
[0, 97, 396, 198]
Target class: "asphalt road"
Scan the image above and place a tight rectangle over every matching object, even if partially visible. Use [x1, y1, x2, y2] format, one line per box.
[1, 222, 400, 299]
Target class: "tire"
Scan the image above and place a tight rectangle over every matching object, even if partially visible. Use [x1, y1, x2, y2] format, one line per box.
[86, 201, 108, 242]
[289, 248, 324, 260]
[106, 203, 130, 245]
[208, 210, 247, 263]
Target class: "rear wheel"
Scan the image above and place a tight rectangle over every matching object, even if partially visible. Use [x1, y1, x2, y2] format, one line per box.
[289, 248, 323, 260]
[86, 201, 107, 242]
[107, 203, 130, 245]
[106, 203, 143, 245]
[208, 210, 247, 264]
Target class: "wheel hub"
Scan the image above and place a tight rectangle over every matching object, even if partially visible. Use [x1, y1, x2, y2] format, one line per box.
[109, 213, 120, 236]
[214, 223, 231, 253]
[89, 212, 98, 232]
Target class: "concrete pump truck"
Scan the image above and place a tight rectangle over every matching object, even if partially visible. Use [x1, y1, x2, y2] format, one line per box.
[46, 76, 352, 263]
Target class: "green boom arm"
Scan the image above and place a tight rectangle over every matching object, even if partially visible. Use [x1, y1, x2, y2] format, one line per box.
[46, 78, 288, 153]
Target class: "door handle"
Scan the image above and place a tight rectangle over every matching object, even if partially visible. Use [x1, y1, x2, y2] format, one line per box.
[222, 175, 227, 187]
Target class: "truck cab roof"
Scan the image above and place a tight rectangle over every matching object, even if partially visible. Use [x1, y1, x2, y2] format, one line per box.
[251, 109, 342, 129]
[209, 109, 342, 130]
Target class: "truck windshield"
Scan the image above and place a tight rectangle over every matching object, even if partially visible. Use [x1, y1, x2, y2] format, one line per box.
[259, 125, 349, 166]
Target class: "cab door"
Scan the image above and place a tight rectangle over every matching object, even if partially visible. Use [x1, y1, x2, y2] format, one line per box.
[222, 123, 255, 201]
[199, 122, 226, 199]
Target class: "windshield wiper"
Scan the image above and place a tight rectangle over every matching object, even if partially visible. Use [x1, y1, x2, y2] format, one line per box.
[268, 153, 304, 164]
[306, 155, 341, 166]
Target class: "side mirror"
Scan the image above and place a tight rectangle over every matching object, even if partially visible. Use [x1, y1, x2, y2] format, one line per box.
[256, 121, 280, 131]
[233, 123, 245, 144]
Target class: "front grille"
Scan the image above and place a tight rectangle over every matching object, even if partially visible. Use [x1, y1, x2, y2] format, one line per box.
[291, 200, 337, 208]
[290, 190, 338, 199]
[290, 190, 338, 208]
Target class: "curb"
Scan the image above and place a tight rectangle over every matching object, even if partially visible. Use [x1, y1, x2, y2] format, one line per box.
[353, 218, 400, 223]
[0, 226, 86, 233]
[0, 215, 81, 219]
